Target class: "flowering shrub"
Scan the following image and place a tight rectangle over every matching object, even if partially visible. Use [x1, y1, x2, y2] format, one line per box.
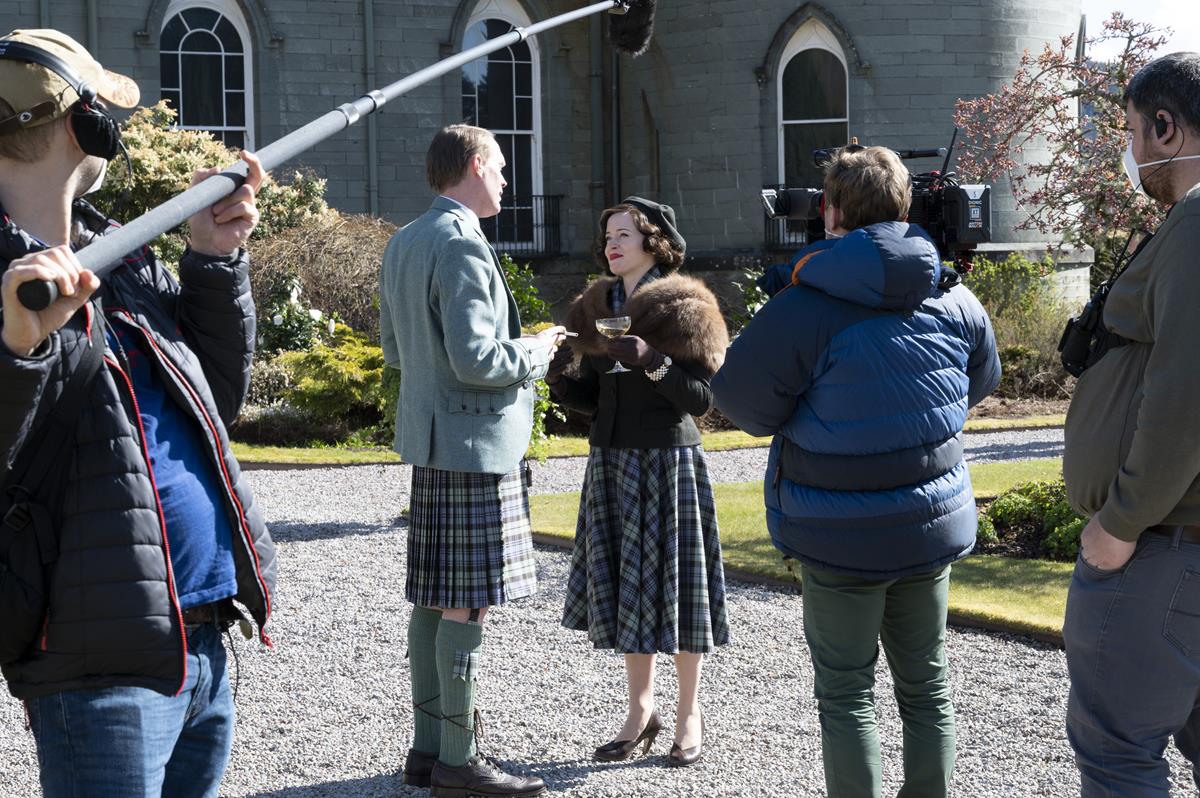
[250, 213, 395, 341]
[954, 13, 1169, 250]
[257, 276, 337, 355]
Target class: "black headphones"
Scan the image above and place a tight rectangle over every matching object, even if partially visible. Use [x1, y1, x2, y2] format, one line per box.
[0, 39, 122, 160]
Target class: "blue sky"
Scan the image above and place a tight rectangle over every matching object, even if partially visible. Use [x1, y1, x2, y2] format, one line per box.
[1081, 0, 1200, 59]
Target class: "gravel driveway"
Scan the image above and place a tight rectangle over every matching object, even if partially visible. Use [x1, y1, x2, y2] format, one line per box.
[2, 458, 1191, 798]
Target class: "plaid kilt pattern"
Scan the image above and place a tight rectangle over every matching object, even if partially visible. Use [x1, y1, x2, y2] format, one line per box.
[562, 446, 730, 654]
[406, 463, 538, 608]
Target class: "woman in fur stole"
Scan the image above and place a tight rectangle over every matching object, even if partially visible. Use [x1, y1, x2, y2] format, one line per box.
[548, 197, 731, 768]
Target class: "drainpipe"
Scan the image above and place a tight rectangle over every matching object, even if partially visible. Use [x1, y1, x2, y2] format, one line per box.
[610, 49, 621, 200]
[363, 0, 380, 215]
[87, 0, 98, 51]
[589, 17, 606, 216]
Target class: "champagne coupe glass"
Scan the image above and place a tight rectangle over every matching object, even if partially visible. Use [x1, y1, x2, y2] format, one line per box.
[595, 316, 632, 373]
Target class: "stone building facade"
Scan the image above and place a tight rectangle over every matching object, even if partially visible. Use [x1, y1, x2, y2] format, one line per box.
[1, 0, 1089, 308]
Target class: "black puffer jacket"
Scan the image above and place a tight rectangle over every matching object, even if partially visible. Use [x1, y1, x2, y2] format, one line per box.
[0, 200, 276, 700]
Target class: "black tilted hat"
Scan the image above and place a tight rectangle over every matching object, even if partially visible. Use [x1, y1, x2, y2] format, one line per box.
[621, 196, 686, 258]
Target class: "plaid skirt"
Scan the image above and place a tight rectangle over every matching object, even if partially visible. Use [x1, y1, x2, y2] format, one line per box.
[562, 446, 730, 654]
[406, 462, 538, 608]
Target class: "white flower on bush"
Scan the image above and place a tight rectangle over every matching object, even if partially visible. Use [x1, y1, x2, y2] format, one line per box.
[272, 313, 284, 326]
[309, 308, 323, 322]
[327, 319, 336, 336]
[289, 282, 302, 306]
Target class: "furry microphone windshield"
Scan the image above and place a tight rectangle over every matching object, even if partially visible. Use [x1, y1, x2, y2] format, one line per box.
[608, 0, 656, 57]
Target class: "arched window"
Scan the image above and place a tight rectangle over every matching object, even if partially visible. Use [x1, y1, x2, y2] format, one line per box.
[462, 0, 543, 247]
[778, 20, 847, 188]
[160, 0, 253, 149]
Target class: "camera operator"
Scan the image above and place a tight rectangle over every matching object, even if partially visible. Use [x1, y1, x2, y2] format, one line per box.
[1061, 51, 1200, 796]
[712, 145, 999, 798]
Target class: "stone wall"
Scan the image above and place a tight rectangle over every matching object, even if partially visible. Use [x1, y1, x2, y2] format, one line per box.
[8, 0, 1087, 302]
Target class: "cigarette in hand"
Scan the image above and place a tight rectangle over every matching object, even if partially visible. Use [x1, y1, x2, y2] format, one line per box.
[564, 331, 579, 337]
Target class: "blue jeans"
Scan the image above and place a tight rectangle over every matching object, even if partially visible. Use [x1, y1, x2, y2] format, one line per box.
[26, 621, 235, 798]
[1064, 530, 1200, 797]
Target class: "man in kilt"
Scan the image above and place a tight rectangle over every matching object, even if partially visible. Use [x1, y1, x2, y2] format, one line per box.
[379, 124, 566, 797]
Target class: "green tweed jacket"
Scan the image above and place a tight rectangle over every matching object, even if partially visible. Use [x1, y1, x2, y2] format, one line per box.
[379, 197, 549, 474]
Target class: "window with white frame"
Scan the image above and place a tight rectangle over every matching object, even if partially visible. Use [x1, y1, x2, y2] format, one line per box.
[461, 0, 543, 246]
[778, 20, 848, 189]
[160, 0, 253, 149]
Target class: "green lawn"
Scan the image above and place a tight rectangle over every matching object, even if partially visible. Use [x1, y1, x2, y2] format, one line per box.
[231, 442, 402, 466]
[530, 458, 1071, 639]
[972, 457, 1062, 500]
[965, 413, 1065, 431]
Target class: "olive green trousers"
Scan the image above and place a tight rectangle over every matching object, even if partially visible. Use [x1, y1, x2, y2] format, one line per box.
[801, 564, 955, 798]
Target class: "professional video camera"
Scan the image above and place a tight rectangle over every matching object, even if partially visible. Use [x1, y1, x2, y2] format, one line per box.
[760, 132, 992, 270]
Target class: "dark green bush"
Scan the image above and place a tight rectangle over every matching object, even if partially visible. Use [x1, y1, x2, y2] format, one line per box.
[503, 254, 564, 459]
[966, 252, 1073, 399]
[980, 479, 1084, 561]
[730, 267, 769, 334]
[1043, 516, 1085, 561]
[500, 253, 551, 325]
[976, 512, 999, 547]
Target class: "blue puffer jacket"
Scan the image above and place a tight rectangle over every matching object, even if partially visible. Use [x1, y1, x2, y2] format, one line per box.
[756, 237, 837, 297]
[713, 222, 1000, 578]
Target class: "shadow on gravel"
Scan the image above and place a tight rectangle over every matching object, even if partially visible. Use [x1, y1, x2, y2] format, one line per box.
[964, 439, 1063, 462]
[246, 773, 414, 797]
[527, 754, 669, 791]
[266, 518, 407, 544]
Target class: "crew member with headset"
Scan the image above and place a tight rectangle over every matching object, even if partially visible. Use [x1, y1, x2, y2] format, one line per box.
[0, 29, 275, 798]
[1061, 51, 1200, 797]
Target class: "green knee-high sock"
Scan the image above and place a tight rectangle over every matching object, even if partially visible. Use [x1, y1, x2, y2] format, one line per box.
[408, 606, 443, 755]
[435, 618, 485, 767]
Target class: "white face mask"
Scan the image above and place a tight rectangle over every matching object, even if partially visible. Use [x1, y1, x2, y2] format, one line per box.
[1123, 140, 1200, 194]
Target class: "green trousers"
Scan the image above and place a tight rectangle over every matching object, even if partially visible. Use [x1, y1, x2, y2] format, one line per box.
[801, 564, 955, 798]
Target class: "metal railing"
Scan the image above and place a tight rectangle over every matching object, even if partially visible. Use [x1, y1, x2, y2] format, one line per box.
[762, 184, 813, 251]
[481, 194, 564, 258]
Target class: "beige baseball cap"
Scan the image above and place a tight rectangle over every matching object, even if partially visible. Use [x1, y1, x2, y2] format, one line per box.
[0, 29, 139, 131]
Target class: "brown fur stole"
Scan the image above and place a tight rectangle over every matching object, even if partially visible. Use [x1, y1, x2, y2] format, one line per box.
[564, 274, 730, 376]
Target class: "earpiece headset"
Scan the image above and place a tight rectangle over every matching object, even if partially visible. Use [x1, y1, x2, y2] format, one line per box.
[0, 39, 122, 160]
[1155, 114, 1169, 139]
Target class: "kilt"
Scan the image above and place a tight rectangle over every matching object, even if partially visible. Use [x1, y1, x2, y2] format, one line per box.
[562, 446, 730, 654]
[406, 462, 539, 608]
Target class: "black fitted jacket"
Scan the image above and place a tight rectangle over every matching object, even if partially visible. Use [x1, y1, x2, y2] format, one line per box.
[550, 353, 712, 449]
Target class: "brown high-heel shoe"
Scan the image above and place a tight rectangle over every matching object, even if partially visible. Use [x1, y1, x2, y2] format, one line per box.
[593, 711, 664, 762]
[667, 713, 704, 768]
